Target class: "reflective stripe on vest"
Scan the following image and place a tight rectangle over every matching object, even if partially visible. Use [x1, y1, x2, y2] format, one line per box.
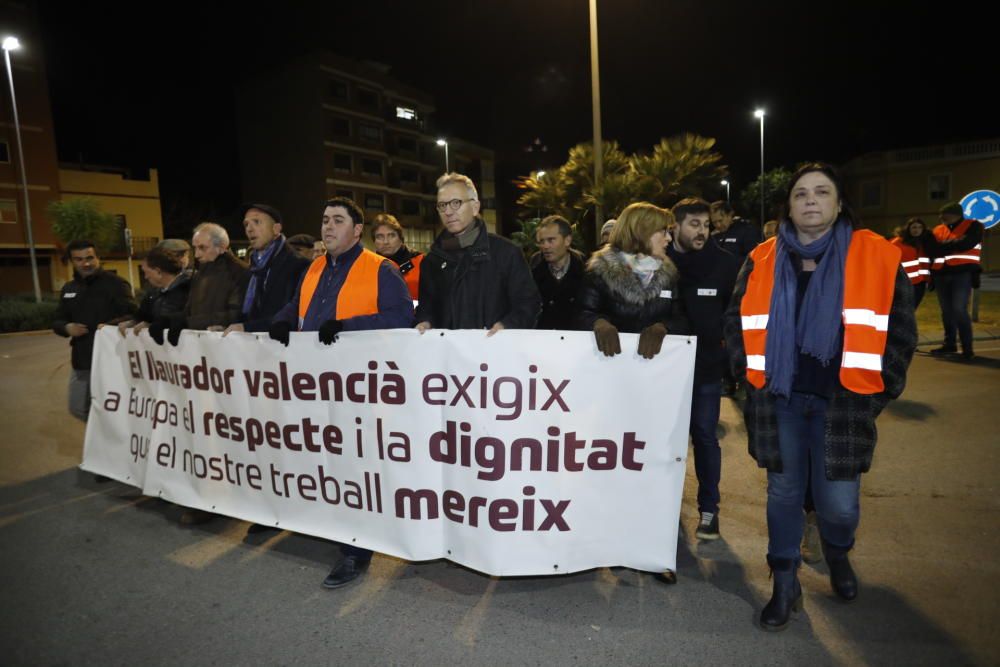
[394, 252, 423, 302]
[931, 219, 982, 269]
[891, 237, 929, 285]
[297, 249, 384, 329]
[739, 230, 899, 395]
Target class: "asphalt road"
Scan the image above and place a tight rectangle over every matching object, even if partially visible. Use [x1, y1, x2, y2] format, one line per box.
[1, 333, 998, 666]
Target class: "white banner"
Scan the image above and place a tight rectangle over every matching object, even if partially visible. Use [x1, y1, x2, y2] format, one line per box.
[82, 327, 695, 576]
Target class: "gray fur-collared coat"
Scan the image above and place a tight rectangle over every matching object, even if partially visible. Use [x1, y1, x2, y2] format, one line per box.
[722, 258, 917, 480]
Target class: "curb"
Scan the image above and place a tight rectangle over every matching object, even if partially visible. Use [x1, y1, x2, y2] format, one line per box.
[0, 329, 52, 339]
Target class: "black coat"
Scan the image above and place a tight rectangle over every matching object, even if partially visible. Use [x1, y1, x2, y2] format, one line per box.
[416, 218, 541, 330]
[577, 247, 686, 334]
[713, 219, 762, 261]
[184, 252, 249, 329]
[136, 272, 192, 325]
[241, 242, 311, 332]
[666, 242, 740, 384]
[52, 270, 136, 370]
[532, 251, 586, 330]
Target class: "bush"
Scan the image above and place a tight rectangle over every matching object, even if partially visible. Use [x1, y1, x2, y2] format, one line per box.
[0, 297, 59, 333]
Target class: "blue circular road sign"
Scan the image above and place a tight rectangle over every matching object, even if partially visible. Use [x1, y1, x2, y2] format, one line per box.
[960, 190, 1000, 229]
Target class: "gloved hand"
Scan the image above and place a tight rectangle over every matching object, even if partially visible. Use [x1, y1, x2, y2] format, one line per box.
[167, 322, 184, 346]
[148, 318, 169, 345]
[593, 318, 621, 357]
[269, 321, 292, 346]
[318, 319, 344, 346]
[637, 322, 668, 359]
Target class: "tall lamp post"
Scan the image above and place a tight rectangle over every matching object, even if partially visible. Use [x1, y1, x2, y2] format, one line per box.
[3, 36, 41, 303]
[589, 0, 603, 239]
[754, 109, 766, 226]
[435, 138, 449, 173]
[720, 179, 730, 202]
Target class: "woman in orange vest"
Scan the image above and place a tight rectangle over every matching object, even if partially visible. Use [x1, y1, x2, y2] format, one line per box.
[889, 217, 932, 308]
[723, 163, 917, 631]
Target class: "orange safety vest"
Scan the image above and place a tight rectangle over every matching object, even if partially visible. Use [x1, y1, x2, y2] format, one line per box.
[393, 252, 423, 302]
[740, 231, 900, 395]
[889, 237, 930, 285]
[931, 219, 982, 270]
[297, 248, 384, 329]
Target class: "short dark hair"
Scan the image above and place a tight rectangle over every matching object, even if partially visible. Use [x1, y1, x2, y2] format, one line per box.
[710, 200, 734, 216]
[286, 233, 316, 250]
[671, 198, 712, 225]
[537, 215, 572, 238]
[370, 213, 404, 242]
[781, 161, 860, 230]
[324, 197, 364, 227]
[143, 245, 183, 274]
[66, 239, 96, 258]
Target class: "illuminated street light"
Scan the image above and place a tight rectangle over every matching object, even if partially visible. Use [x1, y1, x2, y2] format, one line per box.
[435, 138, 449, 172]
[754, 109, 766, 226]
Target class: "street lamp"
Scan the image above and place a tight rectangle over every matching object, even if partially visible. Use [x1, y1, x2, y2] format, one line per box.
[536, 171, 546, 180]
[2, 35, 42, 303]
[720, 179, 730, 202]
[435, 138, 449, 173]
[753, 109, 766, 226]
[589, 0, 604, 239]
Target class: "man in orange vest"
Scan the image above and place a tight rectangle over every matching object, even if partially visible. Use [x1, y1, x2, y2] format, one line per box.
[269, 196, 414, 589]
[370, 212, 423, 302]
[928, 202, 983, 359]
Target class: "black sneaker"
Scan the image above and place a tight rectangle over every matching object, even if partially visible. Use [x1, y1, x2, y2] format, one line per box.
[696, 512, 720, 540]
[929, 345, 957, 356]
[959, 350, 975, 361]
[322, 556, 369, 589]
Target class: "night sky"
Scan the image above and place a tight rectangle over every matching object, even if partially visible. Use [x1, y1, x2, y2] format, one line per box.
[35, 0, 996, 236]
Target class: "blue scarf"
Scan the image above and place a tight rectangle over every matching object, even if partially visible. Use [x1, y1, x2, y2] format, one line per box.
[242, 235, 284, 315]
[765, 219, 852, 398]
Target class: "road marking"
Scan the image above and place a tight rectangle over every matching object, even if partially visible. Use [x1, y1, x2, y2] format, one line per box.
[453, 577, 499, 647]
[0, 489, 113, 529]
[167, 522, 247, 570]
[336, 556, 407, 618]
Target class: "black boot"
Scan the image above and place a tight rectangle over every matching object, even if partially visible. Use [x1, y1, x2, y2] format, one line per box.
[822, 540, 858, 602]
[759, 556, 802, 632]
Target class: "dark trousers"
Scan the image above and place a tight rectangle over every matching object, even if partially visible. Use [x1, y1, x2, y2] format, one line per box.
[912, 282, 926, 310]
[690, 381, 722, 515]
[935, 272, 973, 352]
[341, 544, 373, 562]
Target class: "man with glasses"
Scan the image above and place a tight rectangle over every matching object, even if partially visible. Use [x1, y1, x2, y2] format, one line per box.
[416, 173, 540, 334]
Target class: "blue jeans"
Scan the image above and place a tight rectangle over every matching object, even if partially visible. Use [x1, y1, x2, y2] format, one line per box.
[935, 272, 973, 351]
[767, 392, 860, 560]
[690, 381, 722, 515]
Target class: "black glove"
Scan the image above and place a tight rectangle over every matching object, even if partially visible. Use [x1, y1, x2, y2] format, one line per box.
[148, 318, 169, 345]
[269, 321, 292, 347]
[318, 319, 344, 346]
[593, 318, 621, 357]
[167, 322, 184, 346]
[637, 322, 668, 359]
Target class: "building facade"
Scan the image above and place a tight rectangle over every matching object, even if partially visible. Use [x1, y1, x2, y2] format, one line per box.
[236, 52, 497, 252]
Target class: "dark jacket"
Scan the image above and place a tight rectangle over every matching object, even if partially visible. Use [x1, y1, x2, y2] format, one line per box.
[713, 218, 762, 261]
[577, 247, 686, 334]
[416, 218, 541, 330]
[242, 241, 311, 332]
[926, 218, 984, 278]
[666, 242, 740, 385]
[723, 258, 917, 480]
[184, 252, 249, 330]
[136, 272, 191, 325]
[532, 250, 586, 330]
[53, 269, 136, 370]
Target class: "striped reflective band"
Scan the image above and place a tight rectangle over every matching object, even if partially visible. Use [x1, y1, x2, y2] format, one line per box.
[842, 351, 883, 371]
[906, 270, 921, 278]
[741, 314, 769, 330]
[747, 355, 766, 371]
[901, 259, 921, 268]
[842, 308, 889, 331]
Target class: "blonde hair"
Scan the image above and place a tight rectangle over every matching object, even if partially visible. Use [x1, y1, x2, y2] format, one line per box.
[610, 202, 673, 255]
[435, 172, 478, 201]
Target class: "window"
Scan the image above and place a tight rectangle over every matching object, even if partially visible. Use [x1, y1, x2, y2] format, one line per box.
[359, 123, 382, 143]
[0, 199, 16, 224]
[399, 167, 419, 185]
[357, 88, 379, 109]
[329, 79, 349, 101]
[397, 136, 417, 154]
[395, 106, 416, 121]
[929, 174, 950, 201]
[860, 181, 882, 208]
[361, 158, 383, 177]
[401, 198, 421, 216]
[329, 116, 350, 137]
[364, 193, 385, 211]
[332, 153, 352, 173]
[0, 140, 9, 163]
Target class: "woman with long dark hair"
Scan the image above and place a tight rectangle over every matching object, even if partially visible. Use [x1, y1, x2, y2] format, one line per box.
[890, 217, 931, 308]
[724, 163, 917, 631]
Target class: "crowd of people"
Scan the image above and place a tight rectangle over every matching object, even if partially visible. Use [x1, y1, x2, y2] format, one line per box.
[52, 162, 984, 630]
